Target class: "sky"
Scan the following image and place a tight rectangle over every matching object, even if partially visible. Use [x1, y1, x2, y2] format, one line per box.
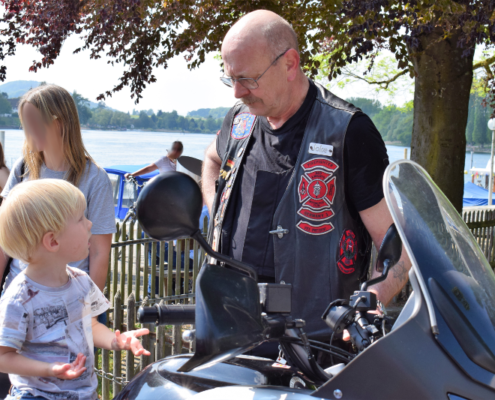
[1, 35, 415, 116]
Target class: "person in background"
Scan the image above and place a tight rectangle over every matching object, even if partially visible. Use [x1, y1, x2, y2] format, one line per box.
[0, 179, 149, 400]
[0, 84, 116, 294]
[0, 143, 10, 193]
[124, 141, 184, 179]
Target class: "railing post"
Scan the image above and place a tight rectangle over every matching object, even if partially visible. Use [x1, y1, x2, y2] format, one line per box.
[135, 224, 142, 302]
[158, 241, 165, 298]
[156, 300, 167, 360]
[126, 292, 136, 381]
[113, 291, 122, 396]
[102, 348, 110, 400]
[150, 242, 157, 299]
[140, 297, 151, 369]
[127, 222, 135, 299]
[112, 224, 121, 303]
[120, 223, 127, 298]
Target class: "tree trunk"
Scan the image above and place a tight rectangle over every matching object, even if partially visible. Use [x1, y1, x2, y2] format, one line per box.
[410, 28, 474, 212]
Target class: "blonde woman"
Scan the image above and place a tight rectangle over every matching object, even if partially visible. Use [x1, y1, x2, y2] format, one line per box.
[0, 84, 116, 292]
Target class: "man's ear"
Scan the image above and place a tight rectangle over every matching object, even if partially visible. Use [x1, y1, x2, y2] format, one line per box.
[285, 49, 301, 82]
[42, 232, 60, 253]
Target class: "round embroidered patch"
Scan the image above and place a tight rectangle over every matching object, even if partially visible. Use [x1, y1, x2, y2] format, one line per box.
[231, 112, 256, 140]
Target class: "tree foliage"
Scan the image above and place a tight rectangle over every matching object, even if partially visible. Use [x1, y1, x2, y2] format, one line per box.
[0, 1, 492, 102]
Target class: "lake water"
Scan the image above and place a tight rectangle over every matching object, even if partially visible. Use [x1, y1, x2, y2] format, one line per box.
[0, 129, 488, 183]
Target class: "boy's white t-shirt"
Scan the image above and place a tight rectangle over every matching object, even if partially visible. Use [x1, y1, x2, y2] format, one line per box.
[153, 156, 176, 173]
[0, 267, 109, 400]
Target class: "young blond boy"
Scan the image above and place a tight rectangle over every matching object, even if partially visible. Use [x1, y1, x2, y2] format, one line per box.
[0, 179, 150, 400]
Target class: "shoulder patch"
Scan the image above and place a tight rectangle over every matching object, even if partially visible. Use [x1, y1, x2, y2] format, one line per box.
[231, 112, 256, 140]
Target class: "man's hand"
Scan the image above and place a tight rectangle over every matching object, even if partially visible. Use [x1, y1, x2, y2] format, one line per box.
[111, 329, 151, 356]
[124, 173, 131, 179]
[49, 353, 87, 380]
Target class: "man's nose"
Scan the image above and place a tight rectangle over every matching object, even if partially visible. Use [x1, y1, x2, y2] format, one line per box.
[233, 81, 250, 99]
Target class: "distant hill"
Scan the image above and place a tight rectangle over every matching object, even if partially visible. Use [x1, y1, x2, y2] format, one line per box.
[187, 107, 230, 119]
[0, 80, 116, 111]
[0, 80, 41, 99]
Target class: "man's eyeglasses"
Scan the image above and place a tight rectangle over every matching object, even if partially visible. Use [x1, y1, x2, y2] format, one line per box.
[220, 49, 290, 90]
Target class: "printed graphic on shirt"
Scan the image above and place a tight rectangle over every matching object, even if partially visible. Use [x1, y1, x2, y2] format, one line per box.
[33, 301, 68, 336]
[337, 230, 358, 274]
[297, 159, 339, 235]
[231, 112, 256, 140]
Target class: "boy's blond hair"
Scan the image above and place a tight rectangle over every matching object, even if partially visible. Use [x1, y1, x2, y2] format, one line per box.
[0, 179, 86, 262]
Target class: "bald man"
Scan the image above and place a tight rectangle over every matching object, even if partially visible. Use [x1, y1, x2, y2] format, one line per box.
[203, 10, 411, 340]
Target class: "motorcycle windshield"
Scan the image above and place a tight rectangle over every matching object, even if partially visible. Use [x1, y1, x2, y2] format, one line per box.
[384, 161, 495, 384]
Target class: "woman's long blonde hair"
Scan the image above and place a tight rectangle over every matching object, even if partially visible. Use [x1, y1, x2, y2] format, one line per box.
[18, 84, 94, 186]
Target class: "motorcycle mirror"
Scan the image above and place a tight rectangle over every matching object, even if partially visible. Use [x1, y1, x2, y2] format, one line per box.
[136, 171, 258, 279]
[136, 171, 202, 241]
[376, 223, 402, 273]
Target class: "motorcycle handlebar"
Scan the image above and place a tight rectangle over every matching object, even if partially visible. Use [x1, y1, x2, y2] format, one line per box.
[138, 304, 195, 325]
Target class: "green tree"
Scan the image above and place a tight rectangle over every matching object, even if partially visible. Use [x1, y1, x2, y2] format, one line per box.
[3, 2, 495, 209]
[71, 91, 93, 124]
[0, 95, 12, 114]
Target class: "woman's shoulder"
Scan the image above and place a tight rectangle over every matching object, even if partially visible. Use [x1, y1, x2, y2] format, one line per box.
[83, 160, 111, 183]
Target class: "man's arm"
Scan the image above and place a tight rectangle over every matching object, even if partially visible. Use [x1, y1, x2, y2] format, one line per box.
[124, 164, 158, 179]
[359, 198, 411, 306]
[202, 139, 222, 213]
[89, 234, 112, 291]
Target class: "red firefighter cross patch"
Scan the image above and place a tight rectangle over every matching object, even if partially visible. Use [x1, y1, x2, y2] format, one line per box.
[337, 230, 358, 274]
[296, 158, 338, 235]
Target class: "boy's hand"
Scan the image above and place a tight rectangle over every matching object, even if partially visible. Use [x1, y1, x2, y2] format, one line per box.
[49, 353, 87, 380]
[112, 329, 151, 356]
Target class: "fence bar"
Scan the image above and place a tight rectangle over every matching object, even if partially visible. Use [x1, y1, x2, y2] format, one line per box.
[143, 240, 149, 301]
[135, 224, 142, 302]
[113, 291, 122, 395]
[112, 226, 121, 303]
[126, 293, 136, 381]
[167, 241, 174, 299]
[184, 239, 190, 305]
[150, 242, 157, 299]
[127, 221, 135, 299]
[158, 241, 165, 298]
[120, 223, 127, 298]
[156, 300, 166, 360]
[102, 348, 110, 400]
[175, 240, 182, 301]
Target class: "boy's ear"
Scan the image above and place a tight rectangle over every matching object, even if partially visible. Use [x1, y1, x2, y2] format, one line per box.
[42, 232, 59, 253]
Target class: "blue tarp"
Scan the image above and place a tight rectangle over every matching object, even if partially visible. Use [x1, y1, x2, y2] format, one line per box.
[463, 182, 495, 207]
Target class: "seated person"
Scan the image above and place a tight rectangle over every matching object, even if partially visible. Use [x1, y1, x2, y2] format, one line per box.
[0, 179, 150, 400]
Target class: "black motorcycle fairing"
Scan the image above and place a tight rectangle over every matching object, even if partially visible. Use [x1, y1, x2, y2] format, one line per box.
[113, 354, 315, 400]
[179, 263, 265, 372]
[312, 270, 495, 400]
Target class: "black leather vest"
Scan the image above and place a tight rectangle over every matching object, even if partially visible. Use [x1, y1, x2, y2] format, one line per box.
[210, 83, 371, 338]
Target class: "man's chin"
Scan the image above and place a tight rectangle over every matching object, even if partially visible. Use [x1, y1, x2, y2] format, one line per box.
[244, 102, 267, 117]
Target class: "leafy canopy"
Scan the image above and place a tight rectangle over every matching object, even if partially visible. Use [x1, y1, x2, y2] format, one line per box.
[0, 1, 493, 102]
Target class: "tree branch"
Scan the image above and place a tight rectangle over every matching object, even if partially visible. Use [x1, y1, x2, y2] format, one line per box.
[342, 68, 409, 89]
[473, 55, 495, 80]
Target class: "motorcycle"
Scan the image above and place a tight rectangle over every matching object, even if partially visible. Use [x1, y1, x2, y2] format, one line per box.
[114, 160, 495, 400]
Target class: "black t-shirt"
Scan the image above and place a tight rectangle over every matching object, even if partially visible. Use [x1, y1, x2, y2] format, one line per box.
[216, 81, 389, 278]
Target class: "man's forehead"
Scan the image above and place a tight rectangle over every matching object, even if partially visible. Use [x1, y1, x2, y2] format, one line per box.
[222, 40, 271, 77]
